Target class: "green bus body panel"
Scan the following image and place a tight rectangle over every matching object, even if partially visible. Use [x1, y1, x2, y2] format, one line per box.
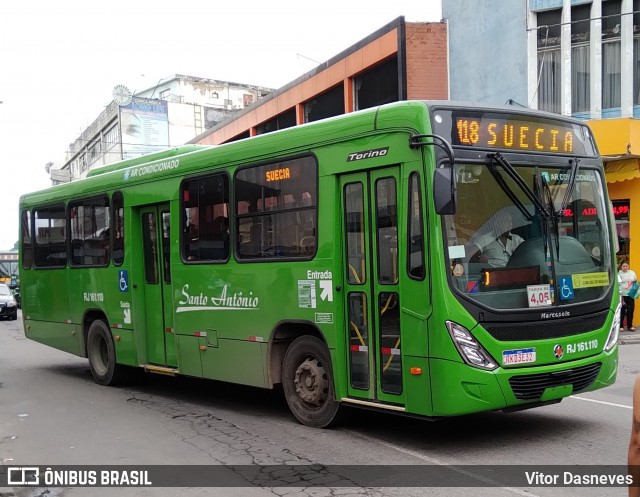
[477, 324, 611, 366]
[201, 340, 268, 388]
[176, 336, 203, 377]
[23, 269, 71, 323]
[113, 329, 137, 367]
[403, 356, 431, 415]
[176, 336, 267, 388]
[25, 321, 82, 356]
[18, 100, 618, 420]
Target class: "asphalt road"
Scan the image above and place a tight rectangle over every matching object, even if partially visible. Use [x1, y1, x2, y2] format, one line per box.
[0, 310, 636, 497]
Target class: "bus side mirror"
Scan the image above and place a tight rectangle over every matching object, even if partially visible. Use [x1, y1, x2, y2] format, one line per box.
[433, 168, 456, 215]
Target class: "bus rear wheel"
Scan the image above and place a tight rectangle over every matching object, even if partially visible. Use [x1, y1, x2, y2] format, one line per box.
[86, 319, 124, 386]
[282, 335, 340, 428]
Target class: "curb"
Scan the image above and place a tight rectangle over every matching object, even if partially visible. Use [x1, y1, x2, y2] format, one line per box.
[619, 331, 640, 345]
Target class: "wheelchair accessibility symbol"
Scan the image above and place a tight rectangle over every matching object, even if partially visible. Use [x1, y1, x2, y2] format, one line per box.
[559, 276, 574, 300]
[119, 270, 129, 292]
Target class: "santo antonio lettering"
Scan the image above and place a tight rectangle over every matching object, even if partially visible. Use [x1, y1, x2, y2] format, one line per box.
[176, 283, 260, 312]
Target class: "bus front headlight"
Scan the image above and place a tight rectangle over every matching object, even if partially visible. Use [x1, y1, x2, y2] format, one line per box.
[446, 321, 498, 371]
[604, 303, 621, 352]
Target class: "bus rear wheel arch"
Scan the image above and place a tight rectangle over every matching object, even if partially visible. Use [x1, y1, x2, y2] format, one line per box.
[282, 335, 340, 428]
[86, 319, 125, 386]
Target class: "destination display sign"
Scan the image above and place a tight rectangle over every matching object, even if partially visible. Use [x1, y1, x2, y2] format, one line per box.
[431, 109, 597, 157]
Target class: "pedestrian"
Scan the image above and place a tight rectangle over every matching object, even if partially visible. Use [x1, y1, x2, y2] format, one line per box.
[619, 261, 638, 331]
[629, 374, 640, 496]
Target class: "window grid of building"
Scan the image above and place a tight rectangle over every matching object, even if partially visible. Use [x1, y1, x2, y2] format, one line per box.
[531, 0, 640, 119]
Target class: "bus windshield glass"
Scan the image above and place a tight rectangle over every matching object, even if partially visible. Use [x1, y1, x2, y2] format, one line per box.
[444, 161, 613, 310]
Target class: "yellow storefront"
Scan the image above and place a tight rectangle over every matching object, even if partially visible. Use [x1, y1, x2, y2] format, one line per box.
[589, 118, 640, 325]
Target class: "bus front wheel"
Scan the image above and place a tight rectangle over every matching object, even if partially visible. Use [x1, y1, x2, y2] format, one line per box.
[282, 335, 340, 428]
[86, 319, 124, 386]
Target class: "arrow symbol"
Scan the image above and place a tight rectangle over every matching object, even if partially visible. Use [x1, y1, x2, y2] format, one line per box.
[319, 281, 333, 302]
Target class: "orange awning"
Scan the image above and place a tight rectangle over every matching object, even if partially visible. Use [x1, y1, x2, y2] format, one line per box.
[605, 159, 640, 183]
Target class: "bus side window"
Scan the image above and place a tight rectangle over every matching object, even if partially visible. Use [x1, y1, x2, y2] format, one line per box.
[235, 156, 317, 260]
[21, 210, 33, 269]
[112, 192, 125, 265]
[69, 197, 109, 267]
[181, 174, 229, 262]
[407, 172, 425, 279]
[34, 205, 67, 268]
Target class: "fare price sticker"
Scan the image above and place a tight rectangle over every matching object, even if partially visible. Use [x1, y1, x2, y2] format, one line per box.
[527, 284, 552, 307]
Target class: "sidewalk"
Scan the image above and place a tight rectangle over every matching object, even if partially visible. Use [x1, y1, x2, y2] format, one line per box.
[619, 328, 640, 345]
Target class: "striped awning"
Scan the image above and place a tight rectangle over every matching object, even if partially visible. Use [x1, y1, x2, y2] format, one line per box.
[605, 159, 640, 183]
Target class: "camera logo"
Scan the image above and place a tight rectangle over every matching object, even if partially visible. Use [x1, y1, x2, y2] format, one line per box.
[7, 467, 39, 485]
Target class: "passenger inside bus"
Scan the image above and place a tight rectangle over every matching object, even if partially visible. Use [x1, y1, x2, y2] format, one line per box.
[245, 222, 264, 257]
[99, 228, 110, 265]
[207, 215, 229, 259]
[184, 208, 199, 260]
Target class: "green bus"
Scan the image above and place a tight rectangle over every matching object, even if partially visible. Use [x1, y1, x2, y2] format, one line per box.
[19, 101, 619, 428]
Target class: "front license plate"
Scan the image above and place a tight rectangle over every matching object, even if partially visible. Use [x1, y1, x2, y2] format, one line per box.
[502, 348, 536, 366]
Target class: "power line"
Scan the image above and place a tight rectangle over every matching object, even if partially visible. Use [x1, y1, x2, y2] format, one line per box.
[529, 10, 640, 32]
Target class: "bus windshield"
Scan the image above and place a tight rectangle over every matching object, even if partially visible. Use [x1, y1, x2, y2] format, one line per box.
[445, 160, 613, 310]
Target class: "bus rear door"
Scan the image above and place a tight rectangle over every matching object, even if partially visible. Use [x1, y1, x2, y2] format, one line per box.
[138, 204, 177, 367]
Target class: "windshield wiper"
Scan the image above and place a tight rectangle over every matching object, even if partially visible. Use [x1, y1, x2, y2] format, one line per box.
[558, 158, 579, 216]
[539, 172, 561, 258]
[488, 152, 550, 220]
[542, 158, 579, 259]
[486, 162, 533, 221]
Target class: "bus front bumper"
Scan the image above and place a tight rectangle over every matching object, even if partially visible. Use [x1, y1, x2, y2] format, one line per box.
[428, 349, 618, 417]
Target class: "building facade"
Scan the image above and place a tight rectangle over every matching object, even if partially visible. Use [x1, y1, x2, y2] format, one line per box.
[190, 17, 448, 145]
[445, 0, 529, 107]
[444, 0, 640, 275]
[51, 75, 273, 182]
[444, 0, 640, 118]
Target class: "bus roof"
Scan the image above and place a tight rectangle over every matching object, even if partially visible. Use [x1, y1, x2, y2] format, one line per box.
[21, 100, 593, 207]
[85, 144, 212, 177]
[21, 101, 433, 206]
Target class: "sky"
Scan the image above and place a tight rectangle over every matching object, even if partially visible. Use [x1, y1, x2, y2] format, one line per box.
[0, 1, 442, 251]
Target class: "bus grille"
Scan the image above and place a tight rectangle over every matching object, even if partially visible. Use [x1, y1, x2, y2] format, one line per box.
[484, 310, 608, 341]
[508, 363, 602, 400]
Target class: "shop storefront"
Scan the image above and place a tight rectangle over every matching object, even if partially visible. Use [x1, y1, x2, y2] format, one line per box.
[588, 118, 640, 270]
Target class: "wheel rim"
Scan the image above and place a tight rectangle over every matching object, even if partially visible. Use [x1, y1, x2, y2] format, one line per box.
[293, 357, 329, 408]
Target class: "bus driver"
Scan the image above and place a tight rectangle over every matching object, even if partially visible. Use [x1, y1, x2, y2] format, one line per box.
[469, 211, 524, 268]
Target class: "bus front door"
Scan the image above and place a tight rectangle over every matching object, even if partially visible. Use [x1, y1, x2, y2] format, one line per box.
[139, 204, 176, 367]
[340, 168, 405, 407]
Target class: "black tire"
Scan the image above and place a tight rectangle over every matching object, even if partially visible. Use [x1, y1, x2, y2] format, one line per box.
[282, 335, 340, 428]
[86, 319, 124, 386]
